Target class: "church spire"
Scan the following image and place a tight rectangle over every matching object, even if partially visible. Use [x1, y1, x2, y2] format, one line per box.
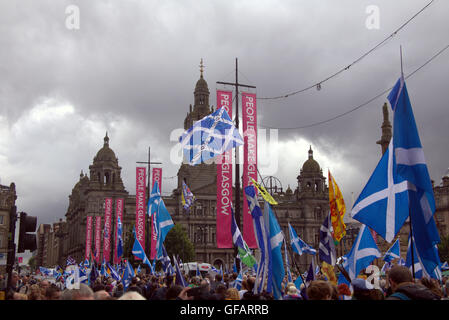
[104, 132, 109, 147]
[376, 103, 392, 155]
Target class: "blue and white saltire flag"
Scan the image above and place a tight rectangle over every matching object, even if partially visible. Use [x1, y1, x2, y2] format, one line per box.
[232, 259, 237, 274]
[122, 260, 135, 291]
[398, 258, 406, 266]
[160, 245, 174, 276]
[79, 267, 88, 284]
[383, 238, 401, 263]
[179, 106, 243, 166]
[245, 185, 272, 295]
[441, 261, 449, 271]
[132, 227, 153, 268]
[136, 265, 142, 275]
[210, 266, 219, 274]
[100, 259, 108, 277]
[341, 224, 381, 280]
[117, 217, 123, 260]
[294, 275, 303, 290]
[265, 201, 285, 300]
[381, 261, 392, 275]
[284, 240, 293, 283]
[319, 212, 336, 265]
[233, 271, 243, 291]
[173, 255, 187, 287]
[231, 206, 256, 268]
[182, 180, 195, 213]
[83, 259, 90, 268]
[107, 263, 121, 281]
[351, 140, 412, 243]
[389, 76, 441, 279]
[148, 181, 162, 218]
[153, 186, 175, 260]
[39, 267, 52, 277]
[288, 223, 316, 256]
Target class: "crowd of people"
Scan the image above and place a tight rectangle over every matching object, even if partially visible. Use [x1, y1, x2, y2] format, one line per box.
[2, 265, 448, 300]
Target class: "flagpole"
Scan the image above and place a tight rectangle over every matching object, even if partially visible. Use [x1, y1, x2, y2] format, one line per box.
[400, 45, 416, 281]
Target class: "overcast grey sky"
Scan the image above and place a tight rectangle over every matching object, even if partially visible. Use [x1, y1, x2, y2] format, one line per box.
[1, 0, 448, 239]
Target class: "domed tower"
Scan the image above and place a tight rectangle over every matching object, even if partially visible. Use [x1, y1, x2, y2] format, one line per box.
[88, 133, 125, 192]
[183, 59, 213, 130]
[296, 146, 328, 220]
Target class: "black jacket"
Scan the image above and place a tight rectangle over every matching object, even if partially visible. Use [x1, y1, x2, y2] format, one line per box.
[387, 283, 440, 300]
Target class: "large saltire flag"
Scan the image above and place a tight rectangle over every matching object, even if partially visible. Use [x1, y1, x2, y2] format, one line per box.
[179, 107, 243, 166]
[231, 206, 257, 268]
[389, 76, 441, 279]
[328, 170, 346, 242]
[181, 180, 195, 213]
[288, 223, 317, 256]
[244, 185, 272, 295]
[122, 260, 135, 291]
[265, 201, 285, 300]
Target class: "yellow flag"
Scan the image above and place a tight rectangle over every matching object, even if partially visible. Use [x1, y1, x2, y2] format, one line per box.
[328, 170, 346, 242]
[321, 261, 337, 285]
[250, 178, 278, 205]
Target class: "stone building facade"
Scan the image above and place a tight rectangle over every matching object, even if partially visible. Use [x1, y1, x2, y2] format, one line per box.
[0, 183, 17, 274]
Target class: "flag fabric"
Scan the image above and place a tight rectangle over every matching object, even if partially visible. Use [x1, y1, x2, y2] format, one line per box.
[179, 107, 243, 166]
[122, 260, 135, 291]
[266, 201, 285, 300]
[321, 261, 337, 285]
[351, 141, 412, 243]
[288, 223, 317, 256]
[107, 263, 121, 281]
[245, 185, 272, 295]
[328, 170, 346, 242]
[154, 188, 175, 260]
[383, 237, 401, 262]
[284, 240, 293, 283]
[181, 180, 195, 213]
[132, 226, 153, 267]
[251, 178, 278, 205]
[294, 275, 303, 290]
[319, 212, 337, 266]
[398, 258, 406, 266]
[136, 265, 142, 275]
[160, 245, 174, 276]
[381, 261, 392, 275]
[406, 233, 424, 279]
[341, 224, 381, 280]
[441, 261, 449, 271]
[173, 255, 187, 287]
[305, 258, 316, 288]
[389, 76, 441, 279]
[232, 259, 237, 274]
[39, 267, 52, 277]
[66, 256, 76, 266]
[233, 271, 243, 290]
[116, 217, 123, 260]
[231, 206, 257, 268]
[148, 181, 162, 218]
[196, 263, 201, 277]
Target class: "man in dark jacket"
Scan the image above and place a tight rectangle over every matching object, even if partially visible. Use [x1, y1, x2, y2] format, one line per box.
[386, 266, 440, 300]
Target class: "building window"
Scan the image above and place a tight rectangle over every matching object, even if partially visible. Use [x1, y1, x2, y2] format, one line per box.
[0, 215, 4, 225]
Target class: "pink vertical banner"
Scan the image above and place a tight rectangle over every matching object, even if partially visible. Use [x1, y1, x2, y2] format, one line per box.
[114, 198, 124, 264]
[85, 216, 93, 260]
[103, 198, 113, 263]
[136, 167, 147, 258]
[242, 92, 258, 248]
[216, 90, 233, 248]
[150, 168, 162, 260]
[94, 216, 102, 263]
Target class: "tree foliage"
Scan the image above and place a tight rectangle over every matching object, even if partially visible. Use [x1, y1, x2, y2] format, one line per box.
[438, 234, 449, 263]
[164, 224, 195, 263]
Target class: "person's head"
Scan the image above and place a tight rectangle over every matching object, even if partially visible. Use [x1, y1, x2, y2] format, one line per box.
[215, 273, 223, 283]
[246, 277, 255, 291]
[94, 290, 113, 300]
[306, 280, 333, 300]
[10, 271, 19, 286]
[199, 279, 211, 293]
[166, 285, 183, 300]
[21, 275, 30, 284]
[45, 284, 61, 300]
[60, 283, 94, 300]
[420, 277, 443, 298]
[388, 266, 413, 292]
[337, 283, 351, 297]
[40, 279, 50, 290]
[13, 292, 28, 300]
[118, 291, 146, 300]
[286, 285, 298, 296]
[225, 288, 240, 300]
[215, 284, 227, 298]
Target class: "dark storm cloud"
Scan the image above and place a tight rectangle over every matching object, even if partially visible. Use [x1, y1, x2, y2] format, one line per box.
[0, 0, 448, 228]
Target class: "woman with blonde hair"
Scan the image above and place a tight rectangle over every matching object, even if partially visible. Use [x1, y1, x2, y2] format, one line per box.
[225, 288, 240, 300]
[28, 284, 44, 300]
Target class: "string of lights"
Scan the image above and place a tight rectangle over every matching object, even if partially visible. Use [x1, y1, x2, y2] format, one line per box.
[257, 0, 435, 100]
[259, 43, 449, 130]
